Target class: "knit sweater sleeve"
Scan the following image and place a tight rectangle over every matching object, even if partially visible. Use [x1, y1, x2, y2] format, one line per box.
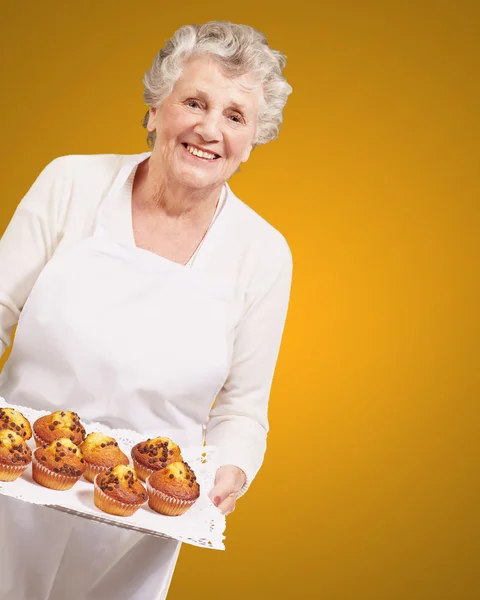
[0, 157, 68, 356]
[205, 233, 293, 496]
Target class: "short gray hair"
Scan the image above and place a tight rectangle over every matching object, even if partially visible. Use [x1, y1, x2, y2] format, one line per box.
[142, 21, 292, 148]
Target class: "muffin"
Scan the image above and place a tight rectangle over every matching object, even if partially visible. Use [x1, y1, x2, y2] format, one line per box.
[80, 432, 130, 483]
[0, 407, 32, 440]
[94, 465, 148, 517]
[33, 411, 86, 448]
[131, 437, 182, 482]
[0, 430, 32, 481]
[146, 461, 200, 516]
[32, 437, 86, 490]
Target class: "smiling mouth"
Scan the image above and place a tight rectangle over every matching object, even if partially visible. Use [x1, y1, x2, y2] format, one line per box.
[182, 143, 221, 160]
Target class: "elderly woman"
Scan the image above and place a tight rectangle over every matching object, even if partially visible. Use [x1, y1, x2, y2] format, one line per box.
[0, 21, 292, 600]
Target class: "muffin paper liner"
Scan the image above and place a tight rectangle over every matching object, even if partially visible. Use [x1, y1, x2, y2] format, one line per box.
[132, 457, 155, 482]
[146, 479, 197, 516]
[94, 474, 146, 516]
[0, 461, 30, 482]
[33, 431, 47, 448]
[31, 453, 81, 491]
[83, 462, 114, 483]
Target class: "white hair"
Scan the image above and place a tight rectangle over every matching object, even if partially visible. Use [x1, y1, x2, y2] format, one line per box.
[142, 21, 292, 147]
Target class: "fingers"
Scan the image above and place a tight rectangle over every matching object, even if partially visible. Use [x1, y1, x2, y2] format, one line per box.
[208, 475, 235, 506]
[208, 467, 244, 516]
[216, 492, 237, 516]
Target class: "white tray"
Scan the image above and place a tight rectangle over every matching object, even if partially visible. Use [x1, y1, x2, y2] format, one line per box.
[0, 399, 226, 550]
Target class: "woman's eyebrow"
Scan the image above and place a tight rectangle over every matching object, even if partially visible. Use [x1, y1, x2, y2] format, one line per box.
[184, 88, 247, 112]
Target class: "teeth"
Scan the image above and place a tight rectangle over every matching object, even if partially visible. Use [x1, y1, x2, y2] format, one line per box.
[186, 145, 216, 160]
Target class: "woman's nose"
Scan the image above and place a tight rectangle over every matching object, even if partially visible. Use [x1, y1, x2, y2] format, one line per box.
[194, 111, 222, 142]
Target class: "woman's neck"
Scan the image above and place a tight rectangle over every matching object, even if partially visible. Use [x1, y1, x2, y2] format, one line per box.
[133, 156, 222, 222]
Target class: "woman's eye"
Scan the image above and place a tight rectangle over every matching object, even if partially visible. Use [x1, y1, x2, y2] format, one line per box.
[229, 114, 242, 123]
[186, 100, 200, 108]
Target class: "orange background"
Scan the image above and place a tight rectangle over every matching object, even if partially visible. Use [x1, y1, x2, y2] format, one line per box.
[0, 1, 478, 598]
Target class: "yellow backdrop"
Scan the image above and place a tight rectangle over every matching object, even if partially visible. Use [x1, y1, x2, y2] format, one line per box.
[0, 1, 478, 598]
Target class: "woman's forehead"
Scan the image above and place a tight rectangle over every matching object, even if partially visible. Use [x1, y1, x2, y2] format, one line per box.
[174, 57, 262, 102]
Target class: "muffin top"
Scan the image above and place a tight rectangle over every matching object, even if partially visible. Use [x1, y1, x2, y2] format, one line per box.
[148, 461, 200, 501]
[131, 436, 182, 471]
[97, 465, 148, 505]
[0, 408, 32, 440]
[0, 430, 32, 466]
[34, 437, 86, 477]
[34, 411, 86, 446]
[80, 432, 129, 468]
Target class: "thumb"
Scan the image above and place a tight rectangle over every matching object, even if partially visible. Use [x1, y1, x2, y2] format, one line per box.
[208, 472, 234, 507]
[209, 465, 245, 505]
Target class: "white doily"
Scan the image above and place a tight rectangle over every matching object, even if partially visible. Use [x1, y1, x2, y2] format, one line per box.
[0, 399, 226, 550]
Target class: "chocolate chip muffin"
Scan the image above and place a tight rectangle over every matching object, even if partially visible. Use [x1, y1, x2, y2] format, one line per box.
[80, 432, 130, 483]
[0, 407, 32, 440]
[131, 437, 182, 482]
[33, 410, 86, 448]
[94, 465, 148, 517]
[32, 437, 86, 490]
[0, 430, 32, 481]
[146, 461, 200, 516]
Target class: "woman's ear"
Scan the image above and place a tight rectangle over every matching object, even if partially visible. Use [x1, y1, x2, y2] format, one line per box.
[146, 108, 157, 132]
[241, 143, 253, 163]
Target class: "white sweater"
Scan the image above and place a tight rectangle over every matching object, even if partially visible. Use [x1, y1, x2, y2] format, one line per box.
[0, 154, 292, 491]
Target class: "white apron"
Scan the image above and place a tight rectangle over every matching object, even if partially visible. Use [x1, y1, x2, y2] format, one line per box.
[0, 154, 232, 600]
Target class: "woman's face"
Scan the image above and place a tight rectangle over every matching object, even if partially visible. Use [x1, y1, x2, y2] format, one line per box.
[147, 55, 262, 191]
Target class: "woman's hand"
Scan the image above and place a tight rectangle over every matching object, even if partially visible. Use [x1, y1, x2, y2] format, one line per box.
[208, 465, 246, 516]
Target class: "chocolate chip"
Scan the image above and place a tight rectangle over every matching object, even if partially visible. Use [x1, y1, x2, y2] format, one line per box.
[49, 425, 55, 431]
[169, 474, 174, 479]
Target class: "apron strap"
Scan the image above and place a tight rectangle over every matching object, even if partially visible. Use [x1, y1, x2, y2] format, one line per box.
[94, 153, 151, 239]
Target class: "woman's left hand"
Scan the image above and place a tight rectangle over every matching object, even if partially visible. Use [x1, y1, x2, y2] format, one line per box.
[208, 465, 246, 516]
